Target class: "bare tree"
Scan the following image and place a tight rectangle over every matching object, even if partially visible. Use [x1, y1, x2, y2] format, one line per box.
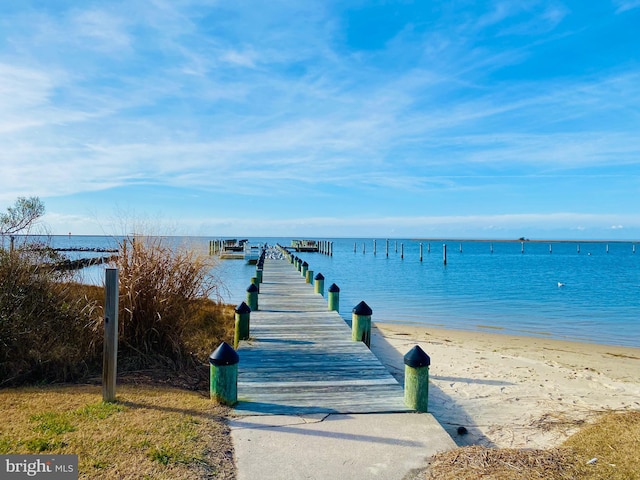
[0, 196, 45, 236]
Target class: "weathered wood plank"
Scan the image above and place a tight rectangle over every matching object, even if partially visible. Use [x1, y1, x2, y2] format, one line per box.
[234, 258, 411, 415]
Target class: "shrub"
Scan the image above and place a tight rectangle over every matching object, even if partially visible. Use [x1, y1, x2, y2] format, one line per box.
[0, 248, 101, 386]
[113, 235, 224, 369]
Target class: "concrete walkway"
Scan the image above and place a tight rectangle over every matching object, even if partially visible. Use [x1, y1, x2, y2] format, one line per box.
[230, 255, 456, 479]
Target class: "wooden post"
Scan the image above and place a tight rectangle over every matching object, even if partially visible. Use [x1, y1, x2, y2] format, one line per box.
[256, 266, 263, 283]
[305, 269, 313, 284]
[401, 243, 404, 259]
[443, 244, 447, 266]
[459, 243, 463, 253]
[606, 244, 609, 254]
[209, 342, 239, 406]
[363, 242, 366, 254]
[386, 239, 389, 257]
[102, 268, 119, 402]
[354, 242, 357, 253]
[549, 243, 552, 254]
[234, 302, 251, 349]
[404, 345, 430, 412]
[577, 244, 580, 253]
[490, 243, 493, 254]
[428, 243, 431, 253]
[521, 241, 525, 254]
[395, 241, 398, 253]
[373, 239, 376, 256]
[314, 273, 325, 297]
[419, 243, 423, 262]
[352, 301, 372, 348]
[246, 283, 259, 311]
[9, 236, 15, 253]
[301, 261, 309, 278]
[328, 283, 340, 312]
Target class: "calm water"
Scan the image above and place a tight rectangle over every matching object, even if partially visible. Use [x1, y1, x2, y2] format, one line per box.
[26, 235, 640, 348]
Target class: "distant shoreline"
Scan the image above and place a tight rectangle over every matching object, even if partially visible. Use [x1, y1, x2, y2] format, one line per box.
[12, 234, 640, 243]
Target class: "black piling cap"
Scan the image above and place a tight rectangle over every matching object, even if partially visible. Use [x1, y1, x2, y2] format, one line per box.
[404, 345, 431, 368]
[246, 283, 259, 293]
[209, 342, 239, 366]
[314, 273, 325, 280]
[328, 283, 340, 293]
[352, 301, 372, 316]
[302, 261, 309, 267]
[235, 301, 251, 314]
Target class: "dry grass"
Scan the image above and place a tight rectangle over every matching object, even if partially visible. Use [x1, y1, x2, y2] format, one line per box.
[115, 235, 223, 368]
[424, 410, 640, 480]
[564, 410, 640, 480]
[0, 384, 235, 479]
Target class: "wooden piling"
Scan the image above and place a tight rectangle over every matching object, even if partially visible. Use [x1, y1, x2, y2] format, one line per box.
[386, 239, 389, 257]
[314, 273, 325, 297]
[404, 345, 430, 412]
[102, 268, 119, 402]
[234, 301, 251, 349]
[443, 244, 447, 266]
[352, 301, 372, 348]
[328, 283, 340, 312]
[401, 243, 404, 259]
[305, 269, 313, 284]
[246, 283, 259, 311]
[419, 243, 423, 262]
[209, 342, 239, 406]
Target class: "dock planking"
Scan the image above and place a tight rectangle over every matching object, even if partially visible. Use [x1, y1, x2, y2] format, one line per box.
[234, 258, 411, 415]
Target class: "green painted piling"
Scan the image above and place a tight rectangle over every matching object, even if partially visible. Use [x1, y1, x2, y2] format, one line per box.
[314, 273, 325, 296]
[305, 269, 313, 284]
[328, 283, 340, 311]
[234, 301, 251, 349]
[250, 276, 260, 293]
[246, 283, 259, 311]
[352, 301, 372, 348]
[404, 345, 430, 412]
[209, 342, 239, 406]
[301, 261, 309, 278]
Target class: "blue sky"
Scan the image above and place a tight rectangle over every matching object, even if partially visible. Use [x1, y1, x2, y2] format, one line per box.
[1, 1, 639, 239]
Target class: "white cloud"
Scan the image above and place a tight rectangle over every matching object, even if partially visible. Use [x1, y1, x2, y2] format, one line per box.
[614, 0, 640, 13]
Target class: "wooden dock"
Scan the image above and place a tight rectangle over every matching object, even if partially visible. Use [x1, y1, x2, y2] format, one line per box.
[234, 258, 411, 415]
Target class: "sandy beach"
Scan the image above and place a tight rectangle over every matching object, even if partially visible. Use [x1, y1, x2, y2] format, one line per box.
[371, 323, 640, 449]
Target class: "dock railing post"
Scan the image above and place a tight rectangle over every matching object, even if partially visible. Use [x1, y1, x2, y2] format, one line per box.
[352, 301, 372, 348]
[305, 268, 313, 284]
[209, 342, 239, 406]
[314, 273, 325, 296]
[246, 283, 259, 311]
[234, 301, 251, 349]
[328, 283, 340, 311]
[404, 345, 430, 412]
[301, 261, 309, 278]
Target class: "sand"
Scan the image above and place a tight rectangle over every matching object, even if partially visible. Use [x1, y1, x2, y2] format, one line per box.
[371, 323, 640, 449]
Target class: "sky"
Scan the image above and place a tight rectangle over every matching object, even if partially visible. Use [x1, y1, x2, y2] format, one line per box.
[1, 1, 639, 240]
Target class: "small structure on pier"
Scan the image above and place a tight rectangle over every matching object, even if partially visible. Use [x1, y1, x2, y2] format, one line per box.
[291, 239, 319, 252]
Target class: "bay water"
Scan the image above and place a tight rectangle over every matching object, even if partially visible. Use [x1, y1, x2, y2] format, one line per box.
[35, 235, 640, 348]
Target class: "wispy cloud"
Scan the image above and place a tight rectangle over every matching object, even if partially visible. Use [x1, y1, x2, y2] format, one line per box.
[1, 1, 638, 236]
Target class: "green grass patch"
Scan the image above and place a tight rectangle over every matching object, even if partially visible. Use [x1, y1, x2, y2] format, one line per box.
[0, 384, 234, 479]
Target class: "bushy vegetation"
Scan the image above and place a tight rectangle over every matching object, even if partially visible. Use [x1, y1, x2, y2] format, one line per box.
[114, 235, 229, 369]
[0, 248, 100, 386]
[0, 233, 233, 387]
